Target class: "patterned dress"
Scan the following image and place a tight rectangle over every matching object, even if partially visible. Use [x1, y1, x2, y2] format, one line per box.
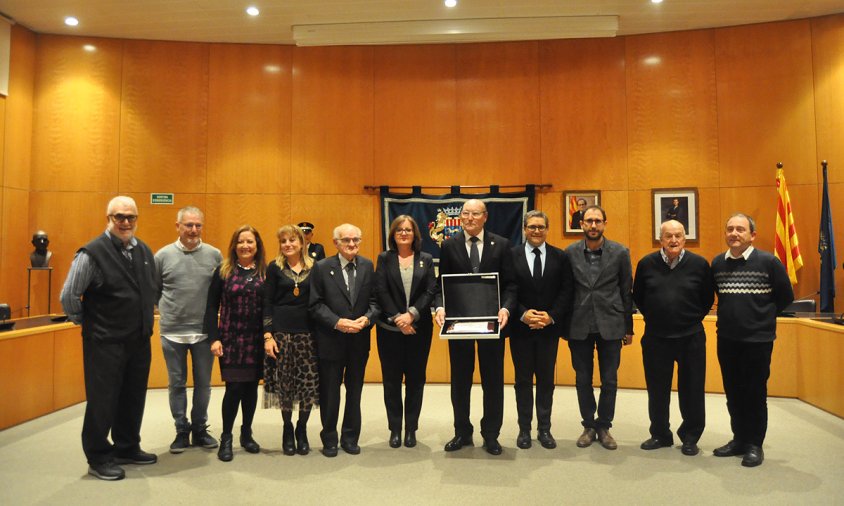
[206, 265, 265, 382]
[262, 260, 319, 411]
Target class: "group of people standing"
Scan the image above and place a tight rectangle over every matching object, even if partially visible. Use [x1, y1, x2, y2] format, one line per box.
[60, 195, 793, 482]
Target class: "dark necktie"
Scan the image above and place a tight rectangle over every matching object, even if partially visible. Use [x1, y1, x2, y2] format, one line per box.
[346, 262, 356, 300]
[532, 247, 542, 283]
[469, 237, 480, 273]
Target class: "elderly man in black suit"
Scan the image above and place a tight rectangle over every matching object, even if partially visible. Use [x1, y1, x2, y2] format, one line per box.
[510, 210, 573, 450]
[309, 223, 379, 457]
[434, 199, 516, 456]
[565, 205, 634, 450]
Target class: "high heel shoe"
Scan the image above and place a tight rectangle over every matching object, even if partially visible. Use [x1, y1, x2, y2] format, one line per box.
[295, 421, 310, 455]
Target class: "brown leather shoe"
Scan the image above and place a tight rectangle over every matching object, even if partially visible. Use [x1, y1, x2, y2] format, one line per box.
[576, 428, 597, 448]
[597, 428, 617, 450]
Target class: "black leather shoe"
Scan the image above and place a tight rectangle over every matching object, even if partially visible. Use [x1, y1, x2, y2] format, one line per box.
[389, 431, 401, 448]
[640, 437, 674, 450]
[404, 430, 417, 448]
[88, 461, 125, 481]
[218, 433, 233, 462]
[681, 441, 700, 456]
[192, 425, 219, 449]
[240, 427, 260, 454]
[321, 445, 338, 458]
[341, 442, 361, 455]
[282, 423, 296, 456]
[537, 430, 557, 449]
[114, 449, 157, 465]
[444, 435, 474, 452]
[516, 430, 531, 449]
[741, 445, 764, 467]
[483, 438, 503, 456]
[295, 422, 310, 455]
[713, 440, 746, 457]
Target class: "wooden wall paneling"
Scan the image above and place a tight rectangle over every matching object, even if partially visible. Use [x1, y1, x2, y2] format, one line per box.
[28, 191, 114, 315]
[3, 24, 35, 191]
[289, 194, 377, 261]
[373, 45, 458, 185]
[1, 188, 31, 317]
[455, 42, 540, 185]
[539, 38, 628, 190]
[125, 192, 208, 255]
[0, 97, 6, 186]
[811, 15, 844, 182]
[207, 44, 292, 194]
[204, 194, 293, 259]
[626, 30, 719, 190]
[715, 20, 817, 188]
[52, 326, 85, 409]
[796, 321, 844, 417]
[718, 184, 820, 294]
[768, 320, 798, 398]
[291, 46, 374, 195]
[0, 333, 55, 429]
[703, 318, 725, 393]
[31, 36, 123, 192]
[616, 317, 647, 389]
[119, 40, 209, 193]
[148, 321, 167, 389]
[428, 325, 450, 383]
[555, 339, 575, 386]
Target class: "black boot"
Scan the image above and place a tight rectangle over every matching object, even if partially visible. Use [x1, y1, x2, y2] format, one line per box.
[218, 433, 233, 462]
[282, 422, 296, 456]
[296, 420, 310, 455]
[240, 426, 260, 454]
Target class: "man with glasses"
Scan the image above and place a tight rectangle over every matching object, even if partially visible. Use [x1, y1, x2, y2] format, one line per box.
[154, 206, 223, 454]
[61, 196, 158, 480]
[434, 199, 516, 455]
[564, 205, 634, 450]
[509, 210, 573, 450]
[309, 224, 379, 457]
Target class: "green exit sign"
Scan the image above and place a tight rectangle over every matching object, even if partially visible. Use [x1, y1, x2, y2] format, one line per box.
[150, 193, 174, 205]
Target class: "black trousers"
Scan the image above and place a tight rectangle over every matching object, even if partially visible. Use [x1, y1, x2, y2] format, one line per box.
[510, 335, 559, 431]
[448, 338, 504, 440]
[567, 334, 622, 430]
[717, 338, 774, 447]
[376, 326, 432, 432]
[642, 330, 706, 444]
[81, 335, 151, 465]
[318, 349, 369, 447]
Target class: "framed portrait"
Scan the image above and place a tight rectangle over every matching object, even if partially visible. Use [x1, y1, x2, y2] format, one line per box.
[563, 191, 601, 235]
[652, 188, 698, 241]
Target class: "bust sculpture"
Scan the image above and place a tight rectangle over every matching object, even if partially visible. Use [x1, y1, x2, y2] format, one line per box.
[30, 230, 52, 267]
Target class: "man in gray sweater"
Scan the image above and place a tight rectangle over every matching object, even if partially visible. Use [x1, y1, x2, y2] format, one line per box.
[155, 206, 223, 453]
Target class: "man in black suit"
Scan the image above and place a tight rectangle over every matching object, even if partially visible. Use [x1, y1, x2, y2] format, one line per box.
[309, 223, 379, 457]
[565, 205, 634, 451]
[299, 221, 326, 261]
[510, 210, 573, 450]
[570, 198, 587, 231]
[434, 199, 516, 455]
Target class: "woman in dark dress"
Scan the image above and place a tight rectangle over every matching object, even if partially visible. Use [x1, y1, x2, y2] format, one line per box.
[374, 215, 437, 448]
[263, 224, 319, 456]
[205, 225, 267, 462]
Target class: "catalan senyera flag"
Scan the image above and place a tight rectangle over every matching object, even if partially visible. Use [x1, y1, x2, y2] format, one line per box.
[568, 195, 578, 222]
[775, 167, 803, 285]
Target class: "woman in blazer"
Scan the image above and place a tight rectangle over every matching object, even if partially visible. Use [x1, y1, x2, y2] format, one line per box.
[374, 215, 437, 448]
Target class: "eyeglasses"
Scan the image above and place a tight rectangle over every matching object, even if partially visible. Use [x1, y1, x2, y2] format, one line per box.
[525, 225, 547, 232]
[109, 214, 138, 224]
[583, 218, 604, 225]
[339, 237, 362, 244]
[460, 211, 485, 218]
[180, 223, 202, 229]
[395, 228, 413, 235]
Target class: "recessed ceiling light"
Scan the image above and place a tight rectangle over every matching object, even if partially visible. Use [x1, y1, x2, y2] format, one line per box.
[246, 6, 260, 16]
[651, 0, 664, 4]
[64, 16, 79, 27]
[83, 44, 96, 52]
[445, 0, 457, 8]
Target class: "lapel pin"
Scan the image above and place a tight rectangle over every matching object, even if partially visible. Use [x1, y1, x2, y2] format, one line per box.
[419, 261, 424, 268]
[330, 270, 334, 276]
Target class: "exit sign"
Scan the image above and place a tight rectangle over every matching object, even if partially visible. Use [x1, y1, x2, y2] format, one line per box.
[150, 193, 174, 205]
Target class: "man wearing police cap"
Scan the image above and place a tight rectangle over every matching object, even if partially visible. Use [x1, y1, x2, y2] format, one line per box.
[298, 222, 325, 261]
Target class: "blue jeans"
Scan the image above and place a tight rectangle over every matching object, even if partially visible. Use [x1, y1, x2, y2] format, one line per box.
[160, 336, 214, 432]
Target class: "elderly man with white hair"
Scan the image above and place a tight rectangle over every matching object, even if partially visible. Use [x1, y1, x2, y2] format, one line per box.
[61, 196, 158, 481]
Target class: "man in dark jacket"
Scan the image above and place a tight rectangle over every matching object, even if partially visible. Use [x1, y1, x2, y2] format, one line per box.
[60, 196, 158, 481]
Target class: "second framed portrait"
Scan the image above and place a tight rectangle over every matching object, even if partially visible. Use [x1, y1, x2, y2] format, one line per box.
[563, 191, 601, 235]
[652, 188, 698, 241]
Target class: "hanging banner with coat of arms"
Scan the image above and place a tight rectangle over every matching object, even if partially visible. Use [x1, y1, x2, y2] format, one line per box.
[380, 185, 536, 263]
